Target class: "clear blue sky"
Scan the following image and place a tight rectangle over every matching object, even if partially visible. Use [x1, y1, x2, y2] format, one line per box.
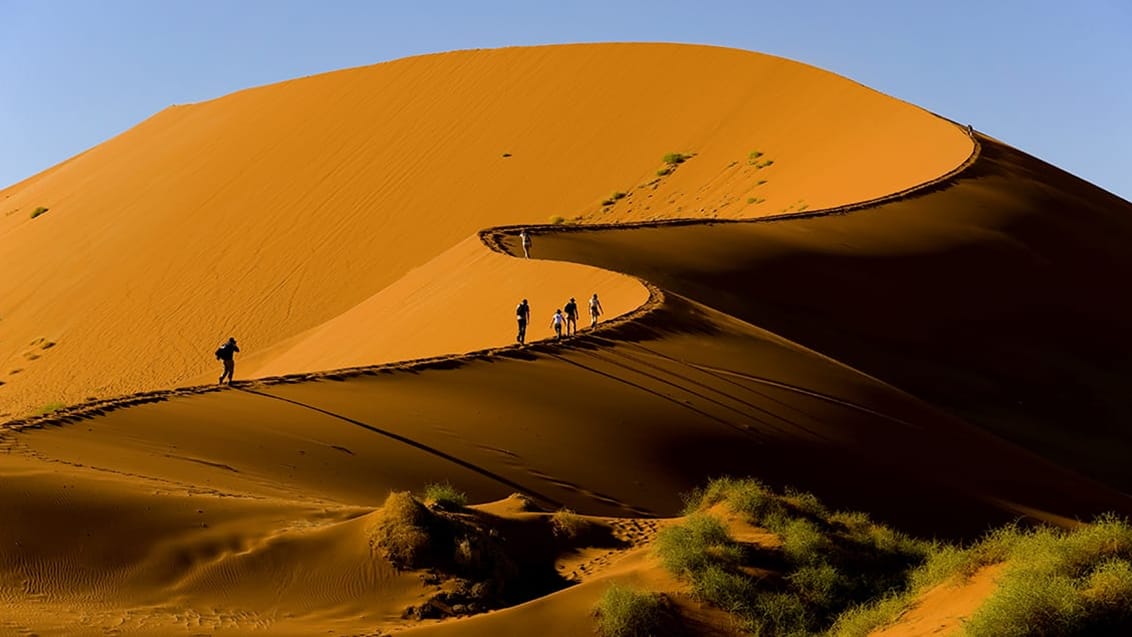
[2, 0, 1129, 200]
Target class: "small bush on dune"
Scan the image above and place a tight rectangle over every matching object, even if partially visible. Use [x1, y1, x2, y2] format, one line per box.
[656, 513, 741, 576]
[594, 584, 667, 637]
[371, 491, 432, 568]
[656, 167, 671, 176]
[662, 152, 690, 165]
[35, 401, 66, 415]
[748, 150, 764, 163]
[964, 515, 1132, 636]
[422, 481, 467, 510]
[548, 215, 566, 224]
[551, 508, 589, 540]
[30, 206, 49, 219]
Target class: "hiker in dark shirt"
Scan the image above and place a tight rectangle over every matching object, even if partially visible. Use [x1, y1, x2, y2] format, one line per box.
[563, 297, 579, 336]
[516, 299, 531, 345]
[216, 337, 240, 385]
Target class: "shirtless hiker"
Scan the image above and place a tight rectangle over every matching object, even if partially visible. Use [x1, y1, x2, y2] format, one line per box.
[589, 293, 603, 328]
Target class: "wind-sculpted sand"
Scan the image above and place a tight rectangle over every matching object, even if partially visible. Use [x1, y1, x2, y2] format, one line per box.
[2, 43, 1130, 635]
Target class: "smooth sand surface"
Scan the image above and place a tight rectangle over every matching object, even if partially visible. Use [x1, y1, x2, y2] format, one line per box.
[2, 43, 1129, 635]
[0, 42, 969, 417]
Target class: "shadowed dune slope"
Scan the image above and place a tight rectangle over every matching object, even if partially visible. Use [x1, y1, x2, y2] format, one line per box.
[512, 134, 1132, 494]
[0, 42, 969, 416]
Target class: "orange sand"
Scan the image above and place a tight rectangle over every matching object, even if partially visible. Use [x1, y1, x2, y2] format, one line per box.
[2, 43, 1129, 635]
[0, 43, 969, 417]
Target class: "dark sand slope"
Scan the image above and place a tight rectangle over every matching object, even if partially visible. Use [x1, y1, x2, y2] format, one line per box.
[514, 134, 1132, 496]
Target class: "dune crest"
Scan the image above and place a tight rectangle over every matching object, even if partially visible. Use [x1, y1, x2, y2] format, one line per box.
[0, 43, 968, 416]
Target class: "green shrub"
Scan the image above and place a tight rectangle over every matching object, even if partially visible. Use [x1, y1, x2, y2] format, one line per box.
[748, 150, 764, 163]
[655, 513, 741, 576]
[662, 152, 690, 165]
[755, 160, 775, 170]
[656, 167, 671, 176]
[30, 206, 49, 219]
[747, 197, 757, 204]
[964, 516, 1132, 636]
[694, 564, 754, 614]
[422, 481, 467, 509]
[35, 401, 66, 415]
[594, 584, 666, 637]
[548, 215, 566, 225]
[829, 592, 916, 637]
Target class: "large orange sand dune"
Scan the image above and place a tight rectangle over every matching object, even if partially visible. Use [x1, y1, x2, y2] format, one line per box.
[2, 43, 1131, 635]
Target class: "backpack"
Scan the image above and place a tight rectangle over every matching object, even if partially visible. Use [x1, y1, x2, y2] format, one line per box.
[215, 346, 225, 360]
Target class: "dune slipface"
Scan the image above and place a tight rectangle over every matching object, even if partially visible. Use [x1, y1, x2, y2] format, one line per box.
[2, 43, 1130, 635]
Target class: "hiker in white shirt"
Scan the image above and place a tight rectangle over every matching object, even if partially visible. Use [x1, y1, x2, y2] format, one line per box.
[589, 293, 603, 328]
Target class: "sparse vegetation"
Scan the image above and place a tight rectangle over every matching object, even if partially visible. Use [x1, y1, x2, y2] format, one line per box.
[594, 584, 667, 637]
[551, 508, 589, 540]
[35, 401, 66, 415]
[601, 192, 627, 206]
[30, 206, 49, 219]
[669, 477, 935, 635]
[755, 159, 775, 170]
[748, 150, 764, 164]
[656, 167, 671, 176]
[371, 491, 432, 567]
[964, 515, 1132, 636]
[422, 481, 467, 510]
[548, 215, 566, 225]
[662, 152, 691, 165]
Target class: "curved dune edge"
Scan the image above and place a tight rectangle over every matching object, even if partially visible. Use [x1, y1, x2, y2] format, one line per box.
[0, 125, 978, 435]
[0, 42, 975, 417]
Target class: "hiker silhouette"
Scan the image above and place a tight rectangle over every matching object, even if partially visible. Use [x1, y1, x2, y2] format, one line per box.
[215, 337, 240, 384]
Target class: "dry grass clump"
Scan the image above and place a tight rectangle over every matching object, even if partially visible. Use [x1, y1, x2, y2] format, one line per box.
[551, 508, 590, 540]
[594, 583, 668, 637]
[30, 206, 49, 219]
[371, 490, 433, 568]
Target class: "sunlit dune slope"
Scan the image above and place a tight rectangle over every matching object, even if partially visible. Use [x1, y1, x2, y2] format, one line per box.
[517, 134, 1132, 495]
[0, 42, 969, 416]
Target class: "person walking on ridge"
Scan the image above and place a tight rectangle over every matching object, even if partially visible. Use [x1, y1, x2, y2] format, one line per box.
[520, 228, 532, 259]
[215, 337, 240, 385]
[563, 297, 579, 336]
[551, 308, 565, 341]
[516, 299, 531, 345]
[589, 293, 604, 328]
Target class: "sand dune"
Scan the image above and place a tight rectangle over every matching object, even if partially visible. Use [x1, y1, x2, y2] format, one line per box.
[0, 43, 968, 417]
[2, 42, 1130, 635]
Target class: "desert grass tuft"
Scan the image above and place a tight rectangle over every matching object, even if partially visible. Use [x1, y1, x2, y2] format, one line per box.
[371, 491, 432, 568]
[550, 508, 589, 540]
[662, 152, 690, 165]
[35, 401, 66, 415]
[422, 481, 467, 510]
[30, 206, 49, 219]
[594, 584, 667, 637]
[548, 215, 566, 225]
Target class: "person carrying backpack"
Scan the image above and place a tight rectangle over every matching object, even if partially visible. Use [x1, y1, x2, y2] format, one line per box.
[215, 337, 240, 384]
[516, 299, 531, 345]
[563, 297, 578, 336]
[589, 293, 604, 328]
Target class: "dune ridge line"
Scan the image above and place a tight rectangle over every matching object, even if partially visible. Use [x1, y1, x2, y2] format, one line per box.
[1, 123, 979, 436]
